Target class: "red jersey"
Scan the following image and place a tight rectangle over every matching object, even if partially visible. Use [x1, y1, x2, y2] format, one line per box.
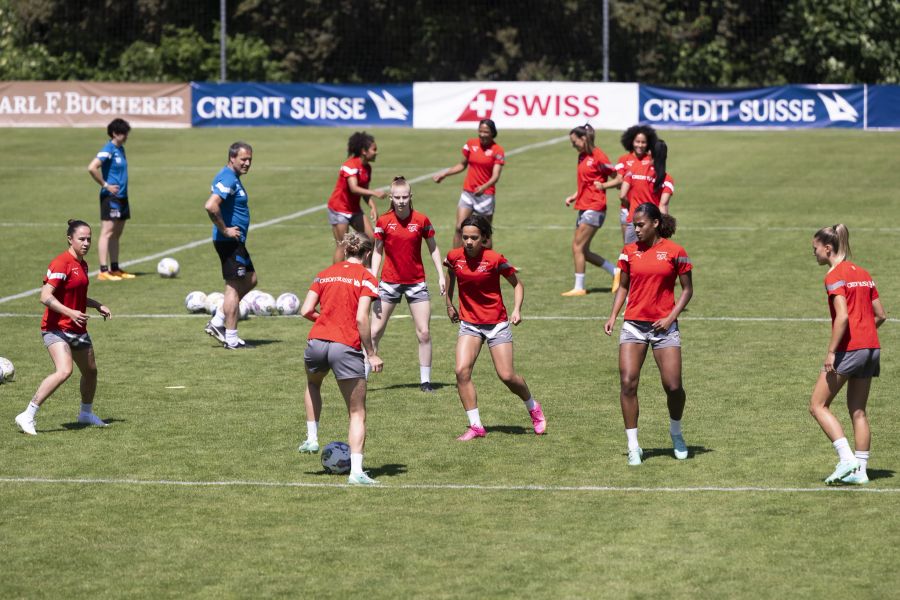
[445, 248, 516, 324]
[41, 250, 90, 334]
[574, 147, 616, 212]
[327, 156, 372, 215]
[615, 152, 639, 177]
[617, 239, 692, 322]
[624, 158, 675, 222]
[824, 261, 880, 351]
[374, 210, 436, 284]
[307, 261, 379, 349]
[462, 139, 505, 195]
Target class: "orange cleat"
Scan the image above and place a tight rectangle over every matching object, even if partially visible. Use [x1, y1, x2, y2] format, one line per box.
[110, 270, 136, 279]
[97, 272, 122, 281]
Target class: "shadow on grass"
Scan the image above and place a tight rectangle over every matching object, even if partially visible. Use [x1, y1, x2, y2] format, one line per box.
[867, 468, 894, 482]
[485, 424, 531, 435]
[60, 418, 125, 431]
[304, 463, 408, 479]
[370, 381, 451, 392]
[634, 445, 713, 461]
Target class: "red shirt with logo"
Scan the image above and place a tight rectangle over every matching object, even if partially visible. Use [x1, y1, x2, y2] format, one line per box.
[615, 152, 639, 178]
[575, 147, 616, 212]
[308, 261, 379, 349]
[624, 158, 675, 222]
[824, 261, 880, 351]
[327, 156, 372, 215]
[374, 210, 435, 284]
[617, 239, 692, 322]
[462, 139, 505, 195]
[42, 250, 90, 333]
[445, 248, 516, 324]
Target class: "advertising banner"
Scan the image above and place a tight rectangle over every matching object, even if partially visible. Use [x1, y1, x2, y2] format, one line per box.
[413, 82, 638, 130]
[867, 85, 900, 129]
[0, 81, 190, 128]
[639, 85, 865, 129]
[191, 82, 413, 127]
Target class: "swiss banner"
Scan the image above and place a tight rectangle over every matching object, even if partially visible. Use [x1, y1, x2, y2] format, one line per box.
[0, 82, 191, 128]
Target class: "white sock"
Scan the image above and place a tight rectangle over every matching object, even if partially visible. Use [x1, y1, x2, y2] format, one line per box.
[420, 365, 431, 384]
[669, 419, 682, 436]
[523, 396, 536, 411]
[211, 306, 226, 328]
[574, 273, 585, 290]
[855, 450, 869, 474]
[306, 421, 318, 442]
[466, 408, 482, 428]
[625, 427, 639, 451]
[832, 437, 854, 463]
[80, 403, 94, 415]
[25, 401, 40, 418]
[601, 260, 615, 275]
[225, 329, 239, 347]
[350, 453, 364, 475]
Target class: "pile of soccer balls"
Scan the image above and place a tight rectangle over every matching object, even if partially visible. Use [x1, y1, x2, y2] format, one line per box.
[184, 290, 301, 317]
[0, 357, 15, 384]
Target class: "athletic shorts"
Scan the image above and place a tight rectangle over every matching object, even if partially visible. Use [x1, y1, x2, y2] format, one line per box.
[213, 240, 255, 280]
[619, 207, 628, 226]
[458, 191, 495, 216]
[834, 348, 880, 378]
[42, 330, 93, 350]
[100, 195, 130, 221]
[576, 209, 606, 228]
[619, 320, 681, 349]
[304, 339, 366, 380]
[458, 320, 513, 348]
[624, 222, 637, 244]
[377, 281, 430, 305]
[327, 207, 360, 226]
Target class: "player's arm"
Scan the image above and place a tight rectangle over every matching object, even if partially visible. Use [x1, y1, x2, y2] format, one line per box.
[425, 237, 446, 296]
[204, 192, 241, 239]
[40, 283, 88, 325]
[357, 296, 383, 372]
[659, 192, 672, 214]
[370, 239, 385, 278]
[654, 271, 693, 332]
[433, 159, 467, 183]
[474, 163, 503, 196]
[87, 157, 119, 196]
[347, 176, 386, 200]
[824, 294, 849, 372]
[300, 290, 320, 322]
[86, 297, 111, 319]
[503, 272, 524, 325]
[604, 270, 630, 335]
[873, 298, 886, 328]
[444, 263, 459, 323]
[605, 173, 624, 189]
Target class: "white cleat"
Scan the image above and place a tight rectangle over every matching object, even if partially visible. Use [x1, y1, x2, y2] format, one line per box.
[76, 412, 108, 427]
[15, 412, 37, 435]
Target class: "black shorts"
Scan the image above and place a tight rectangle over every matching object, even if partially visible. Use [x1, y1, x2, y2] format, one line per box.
[214, 240, 255, 280]
[100, 194, 130, 221]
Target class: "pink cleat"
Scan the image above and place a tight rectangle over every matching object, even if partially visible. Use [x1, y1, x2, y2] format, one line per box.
[529, 403, 547, 435]
[456, 425, 487, 441]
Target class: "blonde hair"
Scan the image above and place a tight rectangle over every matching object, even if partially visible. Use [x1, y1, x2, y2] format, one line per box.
[341, 232, 374, 259]
[814, 224, 851, 262]
[388, 176, 413, 213]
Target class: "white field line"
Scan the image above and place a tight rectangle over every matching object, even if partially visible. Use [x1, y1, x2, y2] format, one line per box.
[0, 136, 569, 306]
[0, 476, 895, 494]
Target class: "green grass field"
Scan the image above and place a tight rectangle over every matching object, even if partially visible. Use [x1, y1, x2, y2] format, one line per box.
[1, 126, 899, 599]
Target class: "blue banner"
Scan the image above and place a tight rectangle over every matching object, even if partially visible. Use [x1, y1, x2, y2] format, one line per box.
[191, 82, 413, 127]
[867, 85, 900, 129]
[639, 85, 865, 129]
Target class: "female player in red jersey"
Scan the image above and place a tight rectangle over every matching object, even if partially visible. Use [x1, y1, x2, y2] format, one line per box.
[613, 125, 658, 243]
[619, 139, 673, 245]
[298, 233, 384, 485]
[810, 224, 886, 485]
[326, 131, 387, 263]
[432, 119, 505, 248]
[604, 203, 693, 465]
[444, 215, 546, 441]
[370, 177, 446, 392]
[561, 124, 619, 297]
[14, 220, 111, 436]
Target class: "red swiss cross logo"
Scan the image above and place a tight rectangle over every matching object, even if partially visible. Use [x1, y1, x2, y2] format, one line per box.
[456, 90, 497, 122]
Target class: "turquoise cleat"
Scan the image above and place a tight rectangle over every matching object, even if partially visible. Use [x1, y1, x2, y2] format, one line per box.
[627, 447, 643, 466]
[297, 440, 320, 454]
[839, 471, 869, 485]
[347, 472, 379, 486]
[671, 433, 688, 460]
[825, 460, 860, 484]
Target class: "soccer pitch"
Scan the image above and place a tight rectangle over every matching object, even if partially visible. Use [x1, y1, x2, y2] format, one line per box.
[1, 126, 898, 598]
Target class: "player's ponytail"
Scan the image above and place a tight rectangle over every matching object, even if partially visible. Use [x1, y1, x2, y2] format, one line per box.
[814, 224, 851, 262]
[342, 232, 374, 259]
[66, 219, 90, 237]
[634, 203, 677, 239]
[569, 124, 595, 154]
[652, 139, 668, 195]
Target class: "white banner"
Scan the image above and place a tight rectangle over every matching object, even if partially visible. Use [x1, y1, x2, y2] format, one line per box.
[413, 82, 638, 129]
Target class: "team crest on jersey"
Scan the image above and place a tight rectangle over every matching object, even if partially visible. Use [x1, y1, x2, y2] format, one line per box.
[485, 149, 493, 157]
[656, 252, 668, 260]
[407, 223, 419, 233]
[476, 261, 492, 273]
[586, 158, 594, 167]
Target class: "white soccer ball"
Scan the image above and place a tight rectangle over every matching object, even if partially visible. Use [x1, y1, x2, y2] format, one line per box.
[0, 357, 15, 383]
[205, 292, 225, 315]
[276, 292, 300, 315]
[185, 291, 207, 313]
[243, 290, 261, 305]
[157, 257, 180, 278]
[321, 441, 351, 474]
[238, 299, 251, 320]
[251, 292, 277, 316]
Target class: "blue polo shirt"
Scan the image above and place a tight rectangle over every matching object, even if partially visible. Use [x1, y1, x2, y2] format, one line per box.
[210, 166, 250, 242]
[96, 141, 128, 199]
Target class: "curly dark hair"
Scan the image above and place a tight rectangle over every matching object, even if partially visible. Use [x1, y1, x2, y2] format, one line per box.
[347, 131, 376, 157]
[620, 125, 658, 154]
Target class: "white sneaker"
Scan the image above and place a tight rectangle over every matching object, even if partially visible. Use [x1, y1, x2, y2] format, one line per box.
[825, 460, 860, 484]
[627, 447, 643, 466]
[347, 472, 379, 485]
[840, 471, 870, 485]
[671, 433, 688, 460]
[76, 412, 108, 427]
[15, 412, 37, 435]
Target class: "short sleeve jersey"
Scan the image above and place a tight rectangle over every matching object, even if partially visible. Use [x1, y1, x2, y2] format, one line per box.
[617, 239, 692, 322]
[575, 147, 616, 212]
[374, 210, 436, 284]
[307, 261, 379, 350]
[824, 261, 880, 351]
[210, 166, 250, 242]
[462, 139, 505, 196]
[328, 157, 371, 215]
[445, 248, 516, 324]
[96, 141, 128, 199]
[615, 152, 638, 178]
[624, 159, 675, 222]
[41, 251, 90, 334]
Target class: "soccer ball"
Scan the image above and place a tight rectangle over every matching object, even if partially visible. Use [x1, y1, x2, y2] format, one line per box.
[157, 257, 180, 278]
[205, 292, 224, 314]
[0, 357, 14, 383]
[185, 291, 207, 313]
[251, 292, 276, 316]
[243, 290, 261, 306]
[321, 441, 351, 474]
[276, 292, 300, 315]
[238, 299, 251, 320]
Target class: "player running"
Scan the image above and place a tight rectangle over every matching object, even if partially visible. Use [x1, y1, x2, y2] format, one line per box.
[604, 203, 693, 465]
[15, 220, 111, 436]
[370, 177, 446, 392]
[619, 139, 674, 245]
[810, 224, 886, 485]
[444, 215, 546, 441]
[433, 119, 505, 248]
[298, 233, 384, 485]
[327, 131, 387, 264]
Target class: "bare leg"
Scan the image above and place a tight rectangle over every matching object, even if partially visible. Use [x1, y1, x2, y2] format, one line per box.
[572, 223, 608, 273]
[337, 377, 368, 454]
[619, 343, 649, 429]
[30, 342, 74, 406]
[370, 299, 398, 354]
[109, 219, 126, 265]
[453, 205, 474, 248]
[455, 334, 483, 410]
[487, 342, 530, 401]
[652, 346, 685, 420]
[846, 377, 872, 451]
[71, 346, 98, 406]
[98, 220, 115, 267]
[408, 300, 432, 370]
[808, 370, 849, 442]
[304, 370, 327, 423]
[331, 223, 350, 264]
[223, 272, 258, 330]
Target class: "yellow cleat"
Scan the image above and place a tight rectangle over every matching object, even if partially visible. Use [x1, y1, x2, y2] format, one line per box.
[561, 288, 588, 297]
[111, 270, 136, 279]
[97, 271, 122, 281]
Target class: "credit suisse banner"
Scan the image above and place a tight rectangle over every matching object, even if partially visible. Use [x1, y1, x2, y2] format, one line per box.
[639, 85, 867, 129]
[0, 81, 190, 127]
[191, 82, 413, 127]
[413, 82, 638, 129]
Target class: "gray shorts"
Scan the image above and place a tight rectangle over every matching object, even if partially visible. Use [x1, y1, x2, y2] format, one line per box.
[327, 207, 359, 226]
[458, 320, 513, 347]
[378, 281, 430, 304]
[619, 207, 628, 226]
[834, 348, 880, 378]
[619, 320, 681, 349]
[458, 191, 495, 216]
[42, 330, 93, 350]
[576, 209, 606, 228]
[624, 222, 637, 244]
[304, 339, 366, 380]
